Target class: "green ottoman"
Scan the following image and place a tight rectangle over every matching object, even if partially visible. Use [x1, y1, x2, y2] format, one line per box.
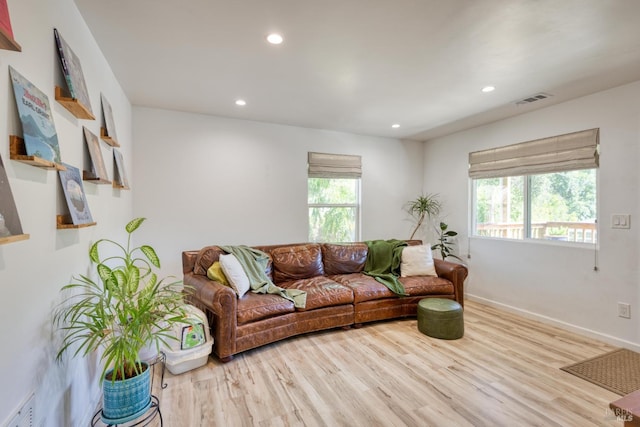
[417, 298, 464, 339]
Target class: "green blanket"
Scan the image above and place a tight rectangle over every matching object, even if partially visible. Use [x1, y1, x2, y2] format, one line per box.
[220, 245, 307, 309]
[363, 239, 408, 296]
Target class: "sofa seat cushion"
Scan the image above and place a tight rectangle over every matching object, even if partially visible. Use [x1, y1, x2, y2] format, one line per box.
[279, 276, 354, 311]
[399, 276, 454, 296]
[333, 273, 454, 302]
[330, 273, 396, 303]
[237, 292, 296, 325]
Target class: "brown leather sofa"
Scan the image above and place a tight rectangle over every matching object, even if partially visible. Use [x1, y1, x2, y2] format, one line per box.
[182, 241, 468, 362]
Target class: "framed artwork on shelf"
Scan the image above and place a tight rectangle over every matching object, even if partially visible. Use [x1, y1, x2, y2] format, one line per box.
[112, 149, 129, 189]
[9, 66, 62, 165]
[58, 163, 93, 225]
[0, 154, 28, 244]
[82, 127, 109, 183]
[100, 94, 119, 146]
[54, 28, 93, 115]
[0, 0, 21, 51]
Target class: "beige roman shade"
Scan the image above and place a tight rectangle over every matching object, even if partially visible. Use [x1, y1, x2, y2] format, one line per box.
[469, 128, 599, 179]
[308, 152, 362, 178]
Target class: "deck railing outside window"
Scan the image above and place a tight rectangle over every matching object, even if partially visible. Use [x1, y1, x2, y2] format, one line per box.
[476, 221, 597, 243]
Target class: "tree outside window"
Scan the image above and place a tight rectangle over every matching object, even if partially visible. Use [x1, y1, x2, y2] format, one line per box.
[473, 169, 597, 243]
[308, 178, 360, 242]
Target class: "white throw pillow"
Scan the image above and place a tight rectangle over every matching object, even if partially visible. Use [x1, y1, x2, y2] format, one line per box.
[400, 245, 437, 277]
[218, 254, 250, 298]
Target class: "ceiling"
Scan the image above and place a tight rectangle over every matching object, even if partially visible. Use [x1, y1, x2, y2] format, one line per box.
[73, 0, 640, 141]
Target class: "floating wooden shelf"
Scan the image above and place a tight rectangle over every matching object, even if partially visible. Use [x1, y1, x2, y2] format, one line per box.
[9, 136, 66, 170]
[100, 127, 120, 147]
[112, 182, 130, 190]
[55, 86, 95, 120]
[0, 234, 30, 245]
[56, 214, 96, 229]
[82, 170, 112, 184]
[0, 27, 21, 52]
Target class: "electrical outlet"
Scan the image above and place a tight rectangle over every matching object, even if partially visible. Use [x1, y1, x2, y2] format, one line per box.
[618, 302, 631, 319]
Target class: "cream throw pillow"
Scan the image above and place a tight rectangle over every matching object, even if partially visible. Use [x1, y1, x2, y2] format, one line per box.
[400, 245, 437, 277]
[219, 254, 250, 298]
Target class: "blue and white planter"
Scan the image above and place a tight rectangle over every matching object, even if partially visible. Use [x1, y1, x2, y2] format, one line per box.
[101, 362, 152, 424]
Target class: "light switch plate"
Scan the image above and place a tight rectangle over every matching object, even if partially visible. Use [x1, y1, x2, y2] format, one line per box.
[611, 214, 631, 229]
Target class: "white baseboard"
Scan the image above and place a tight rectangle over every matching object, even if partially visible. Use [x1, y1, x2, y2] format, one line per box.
[467, 294, 640, 352]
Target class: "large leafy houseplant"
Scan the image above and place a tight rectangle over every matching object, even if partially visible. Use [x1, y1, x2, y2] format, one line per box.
[405, 193, 442, 240]
[54, 218, 189, 384]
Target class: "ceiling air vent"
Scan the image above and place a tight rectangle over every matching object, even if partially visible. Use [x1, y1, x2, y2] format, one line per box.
[515, 92, 553, 105]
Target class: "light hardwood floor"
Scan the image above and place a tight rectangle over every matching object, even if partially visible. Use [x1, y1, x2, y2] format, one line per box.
[151, 301, 622, 427]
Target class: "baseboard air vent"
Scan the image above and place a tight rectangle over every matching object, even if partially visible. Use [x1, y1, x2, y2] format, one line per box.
[515, 92, 553, 105]
[5, 394, 34, 427]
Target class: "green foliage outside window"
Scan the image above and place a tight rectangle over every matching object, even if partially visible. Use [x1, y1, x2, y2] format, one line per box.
[474, 169, 597, 242]
[308, 178, 359, 242]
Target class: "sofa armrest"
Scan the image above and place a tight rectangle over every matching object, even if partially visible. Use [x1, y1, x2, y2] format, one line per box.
[434, 259, 468, 307]
[184, 272, 237, 360]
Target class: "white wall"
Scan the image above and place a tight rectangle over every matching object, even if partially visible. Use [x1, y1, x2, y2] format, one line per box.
[132, 107, 425, 279]
[0, 0, 132, 425]
[423, 80, 640, 349]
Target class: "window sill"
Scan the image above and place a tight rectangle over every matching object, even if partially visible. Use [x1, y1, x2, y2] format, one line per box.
[470, 235, 598, 250]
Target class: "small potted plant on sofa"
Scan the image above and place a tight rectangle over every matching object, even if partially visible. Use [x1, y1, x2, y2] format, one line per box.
[54, 218, 190, 423]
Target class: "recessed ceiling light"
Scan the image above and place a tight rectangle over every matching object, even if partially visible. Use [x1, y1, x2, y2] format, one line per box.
[266, 33, 283, 45]
[481, 86, 495, 93]
[235, 99, 246, 106]
[391, 124, 400, 128]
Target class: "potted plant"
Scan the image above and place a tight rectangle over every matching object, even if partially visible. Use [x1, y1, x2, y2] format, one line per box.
[54, 218, 190, 423]
[405, 193, 442, 240]
[431, 222, 464, 262]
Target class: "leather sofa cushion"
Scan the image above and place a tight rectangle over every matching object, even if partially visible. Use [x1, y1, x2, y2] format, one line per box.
[330, 273, 395, 303]
[237, 292, 295, 325]
[194, 246, 225, 276]
[321, 243, 368, 275]
[333, 273, 454, 302]
[399, 276, 454, 296]
[270, 244, 324, 283]
[279, 276, 354, 311]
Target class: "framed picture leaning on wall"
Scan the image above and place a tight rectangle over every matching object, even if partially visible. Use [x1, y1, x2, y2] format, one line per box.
[9, 66, 62, 164]
[0, 154, 24, 238]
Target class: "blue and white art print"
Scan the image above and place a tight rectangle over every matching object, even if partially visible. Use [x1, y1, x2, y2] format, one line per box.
[58, 163, 93, 225]
[9, 67, 62, 164]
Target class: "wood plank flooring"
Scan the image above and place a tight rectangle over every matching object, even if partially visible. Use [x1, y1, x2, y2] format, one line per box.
[151, 300, 622, 427]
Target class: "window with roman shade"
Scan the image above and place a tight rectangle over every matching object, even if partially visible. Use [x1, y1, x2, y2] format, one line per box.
[307, 152, 362, 242]
[470, 129, 599, 245]
[307, 152, 362, 178]
[469, 128, 599, 179]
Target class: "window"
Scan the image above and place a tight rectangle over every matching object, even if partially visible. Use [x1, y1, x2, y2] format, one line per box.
[470, 129, 599, 244]
[308, 178, 360, 242]
[473, 170, 597, 242]
[307, 152, 361, 242]
[474, 176, 524, 239]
